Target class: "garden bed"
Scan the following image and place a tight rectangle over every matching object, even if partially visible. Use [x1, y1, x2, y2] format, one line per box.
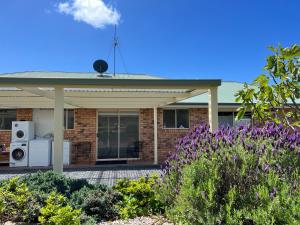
[1, 123, 299, 225]
[98, 216, 173, 225]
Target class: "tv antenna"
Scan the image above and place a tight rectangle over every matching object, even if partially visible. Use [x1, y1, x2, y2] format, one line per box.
[110, 24, 129, 76]
[113, 24, 118, 76]
[93, 24, 128, 76]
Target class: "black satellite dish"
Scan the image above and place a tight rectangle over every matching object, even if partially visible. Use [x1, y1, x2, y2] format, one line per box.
[93, 59, 108, 74]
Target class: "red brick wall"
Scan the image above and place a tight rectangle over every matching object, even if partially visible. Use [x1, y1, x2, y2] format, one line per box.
[136, 108, 208, 164]
[64, 109, 97, 165]
[0, 108, 33, 147]
[137, 109, 154, 164]
[0, 107, 208, 165]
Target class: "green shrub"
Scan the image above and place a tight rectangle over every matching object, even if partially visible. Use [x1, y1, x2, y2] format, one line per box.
[159, 123, 300, 224]
[80, 213, 98, 225]
[171, 149, 300, 225]
[0, 177, 41, 223]
[70, 186, 121, 222]
[23, 171, 91, 197]
[113, 175, 164, 219]
[158, 123, 300, 224]
[39, 192, 81, 225]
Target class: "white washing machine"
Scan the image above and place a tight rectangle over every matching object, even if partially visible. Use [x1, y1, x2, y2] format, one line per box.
[29, 139, 52, 167]
[9, 142, 29, 167]
[52, 140, 71, 165]
[11, 121, 35, 142]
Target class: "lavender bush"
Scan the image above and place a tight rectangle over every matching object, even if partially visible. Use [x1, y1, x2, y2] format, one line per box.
[157, 123, 300, 224]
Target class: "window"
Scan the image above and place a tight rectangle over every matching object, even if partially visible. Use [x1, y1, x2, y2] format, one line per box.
[163, 109, 189, 128]
[218, 111, 252, 127]
[233, 112, 252, 127]
[0, 109, 16, 130]
[64, 109, 74, 129]
[218, 112, 234, 127]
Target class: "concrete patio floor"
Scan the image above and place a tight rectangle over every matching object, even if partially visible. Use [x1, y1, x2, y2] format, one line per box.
[0, 165, 161, 187]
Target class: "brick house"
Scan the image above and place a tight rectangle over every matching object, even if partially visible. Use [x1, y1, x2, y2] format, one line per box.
[0, 72, 253, 171]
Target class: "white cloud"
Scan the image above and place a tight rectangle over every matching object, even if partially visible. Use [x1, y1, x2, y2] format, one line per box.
[58, 0, 120, 29]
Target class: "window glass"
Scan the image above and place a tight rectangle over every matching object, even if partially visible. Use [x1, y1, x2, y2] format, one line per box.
[234, 112, 252, 127]
[0, 109, 16, 130]
[163, 110, 175, 128]
[218, 112, 252, 127]
[64, 109, 74, 129]
[163, 109, 189, 128]
[218, 112, 234, 127]
[177, 109, 189, 128]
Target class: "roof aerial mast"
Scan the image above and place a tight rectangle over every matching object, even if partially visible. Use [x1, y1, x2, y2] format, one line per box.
[113, 24, 118, 77]
[92, 24, 126, 77]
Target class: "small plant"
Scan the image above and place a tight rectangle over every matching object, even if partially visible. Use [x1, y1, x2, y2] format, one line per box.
[39, 192, 81, 225]
[113, 175, 164, 219]
[0, 177, 41, 223]
[70, 186, 121, 222]
[23, 170, 91, 197]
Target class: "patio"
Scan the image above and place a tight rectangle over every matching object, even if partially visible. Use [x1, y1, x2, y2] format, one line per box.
[0, 74, 220, 172]
[0, 165, 161, 187]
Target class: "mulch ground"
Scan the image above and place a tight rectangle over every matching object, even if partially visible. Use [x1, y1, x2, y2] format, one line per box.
[98, 216, 174, 225]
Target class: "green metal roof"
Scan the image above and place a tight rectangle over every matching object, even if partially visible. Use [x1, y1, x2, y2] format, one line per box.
[180, 81, 246, 104]
[0, 71, 162, 79]
[179, 81, 300, 105]
[0, 72, 296, 105]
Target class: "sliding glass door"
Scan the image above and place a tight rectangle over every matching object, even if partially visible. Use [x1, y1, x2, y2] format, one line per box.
[97, 112, 139, 160]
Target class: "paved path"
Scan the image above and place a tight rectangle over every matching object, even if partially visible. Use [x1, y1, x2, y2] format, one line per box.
[0, 166, 161, 187]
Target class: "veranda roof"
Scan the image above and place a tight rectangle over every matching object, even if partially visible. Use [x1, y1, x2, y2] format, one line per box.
[0, 72, 221, 109]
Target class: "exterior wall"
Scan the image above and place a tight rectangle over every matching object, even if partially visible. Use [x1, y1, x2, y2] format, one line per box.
[157, 108, 207, 163]
[0, 108, 33, 147]
[64, 109, 97, 165]
[0, 107, 208, 165]
[135, 108, 208, 164]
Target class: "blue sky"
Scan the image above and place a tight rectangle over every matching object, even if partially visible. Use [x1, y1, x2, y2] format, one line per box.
[0, 0, 299, 82]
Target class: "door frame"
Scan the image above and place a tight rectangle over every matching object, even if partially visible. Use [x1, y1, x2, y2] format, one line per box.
[96, 109, 140, 161]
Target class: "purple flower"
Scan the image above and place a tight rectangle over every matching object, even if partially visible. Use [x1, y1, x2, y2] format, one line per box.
[232, 155, 238, 162]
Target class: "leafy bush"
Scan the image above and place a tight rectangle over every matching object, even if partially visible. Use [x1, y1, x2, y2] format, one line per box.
[39, 192, 81, 225]
[113, 176, 164, 219]
[158, 123, 300, 224]
[0, 177, 41, 223]
[70, 186, 121, 222]
[23, 170, 91, 197]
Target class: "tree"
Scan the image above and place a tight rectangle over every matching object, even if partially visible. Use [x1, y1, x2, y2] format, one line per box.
[235, 44, 300, 129]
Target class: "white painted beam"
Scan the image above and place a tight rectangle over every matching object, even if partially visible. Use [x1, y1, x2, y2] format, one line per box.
[64, 91, 190, 98]
[21, 87, 80, 108]
[208, 87, 218, 131]
[53, 87, 64, 173]
[158, 89, 208, 107]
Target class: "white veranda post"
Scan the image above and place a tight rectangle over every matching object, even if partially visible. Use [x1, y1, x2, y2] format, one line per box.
[53, 87, 64, 173]
[153, 106, 158, 164]
[208, 86, 218, 131]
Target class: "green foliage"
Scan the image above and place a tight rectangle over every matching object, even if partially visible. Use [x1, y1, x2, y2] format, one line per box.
[70, 186, 121, 222]
[235, 44, 300, 129]
[39, 192, 81, 225]
[113, 175, 164, 219]
[0, 177, 41, 223]
[160, 143, 300, 224]
[23, 170, 91, 197]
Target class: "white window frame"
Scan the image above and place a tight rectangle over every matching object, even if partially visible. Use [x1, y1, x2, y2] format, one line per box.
[64, 109, 75, 130]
